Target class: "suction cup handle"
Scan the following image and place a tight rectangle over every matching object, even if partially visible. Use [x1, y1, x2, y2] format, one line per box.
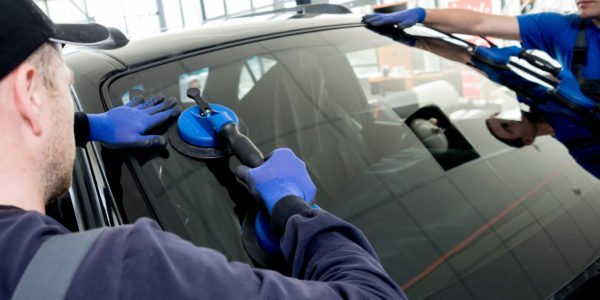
[517, 50, 561, 77]
[220, 123, 264, 168]
[187, 88, 212, 117]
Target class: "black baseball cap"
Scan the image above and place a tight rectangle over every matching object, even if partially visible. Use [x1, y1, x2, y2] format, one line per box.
[0, 0, 110, 80]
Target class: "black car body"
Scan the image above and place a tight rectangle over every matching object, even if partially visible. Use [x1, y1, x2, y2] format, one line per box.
[53, 8, 600, 299]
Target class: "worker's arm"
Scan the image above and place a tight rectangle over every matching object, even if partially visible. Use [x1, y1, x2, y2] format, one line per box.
[67, 149, 405, 299]
[363, 8, 520, 40]
[424, 9, 520, 40]
[68, 202, 405, 299]
[275, 197, 406, 299]
[73, 95, 180, 148]
[235, 149, 403, 298]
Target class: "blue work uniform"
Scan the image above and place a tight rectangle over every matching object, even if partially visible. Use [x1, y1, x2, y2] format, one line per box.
[517, 12, 600, 80]
[514, 13, 600, 178]
[0, 197, 406, 299]
[514, 80, 600, 179]
[527, 99, 600, 179]
[472, 53, 600, 179]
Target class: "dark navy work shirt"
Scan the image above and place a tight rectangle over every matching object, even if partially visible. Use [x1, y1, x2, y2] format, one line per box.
[519, 92, 600, 179]
[0, 197, 406, 299]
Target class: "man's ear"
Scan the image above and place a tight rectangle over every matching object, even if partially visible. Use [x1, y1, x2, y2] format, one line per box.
[11, 63, 43, 136]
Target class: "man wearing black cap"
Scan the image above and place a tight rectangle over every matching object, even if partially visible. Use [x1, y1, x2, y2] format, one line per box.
[0, 1, 405, 299]
[0, 1, 180, 150]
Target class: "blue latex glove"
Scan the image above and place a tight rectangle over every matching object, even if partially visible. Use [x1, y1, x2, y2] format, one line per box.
[362, 7, 426, 28]
[470, 56, 507, 83]
[87, 95, 181, 149]
[235, 148, 316, 215]
[474, 46, 522, 67]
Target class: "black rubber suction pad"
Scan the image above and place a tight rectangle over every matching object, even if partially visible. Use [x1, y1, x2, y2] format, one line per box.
[167, 119, 251, 160]
[168, 123, 231, 159]
[241, 207, 287, 273]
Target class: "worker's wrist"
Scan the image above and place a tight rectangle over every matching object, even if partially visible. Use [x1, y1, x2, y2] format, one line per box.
[74, 112, 91, 147]
[270, 196, 315, 236]
[86, 113, 113, 143]
[414, 7, 426, 23]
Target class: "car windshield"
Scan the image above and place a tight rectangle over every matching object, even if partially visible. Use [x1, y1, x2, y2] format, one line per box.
[106, 26, 600, 299]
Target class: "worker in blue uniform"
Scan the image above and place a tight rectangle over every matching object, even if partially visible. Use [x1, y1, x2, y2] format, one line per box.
[0, 1, 405, 299]
[362, 1, 600, 99]
[482, 66, 600, 179]
[487, 107, 600, 178]
[364, 2, 600, 179]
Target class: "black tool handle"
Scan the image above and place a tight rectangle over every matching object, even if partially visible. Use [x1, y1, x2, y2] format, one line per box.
[220, 123, 264, 168]
[187, 88, 212, 117]
[518, 50, 561, 77]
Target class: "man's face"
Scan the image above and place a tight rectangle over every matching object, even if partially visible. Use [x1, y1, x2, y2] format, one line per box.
[576, 0, 600, 19]
[39, 50, 76, 203]
[487, 117, 536, 146]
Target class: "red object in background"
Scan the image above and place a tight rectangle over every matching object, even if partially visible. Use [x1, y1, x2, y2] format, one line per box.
[461, 69, 483, 99]
[447, 0, 492, 12]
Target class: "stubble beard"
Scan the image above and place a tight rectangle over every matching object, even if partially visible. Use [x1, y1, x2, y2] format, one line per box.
[42, 105, 75, 205]
[42, 142, 74, 204]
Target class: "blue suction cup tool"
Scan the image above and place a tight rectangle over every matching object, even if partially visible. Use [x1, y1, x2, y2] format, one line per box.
[177, 103, 240, 148]
[241, 207, 287, 272]
[172, 88, 284, 270]
[168, 88, 240, 159]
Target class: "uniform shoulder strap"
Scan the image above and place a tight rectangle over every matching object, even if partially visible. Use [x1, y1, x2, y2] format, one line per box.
[11, 227, 107, 300]
[572, 19, 588, 82]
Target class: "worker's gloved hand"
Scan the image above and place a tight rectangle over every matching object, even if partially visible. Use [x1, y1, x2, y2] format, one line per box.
[362, 7, 426, 28]
[470, 57, 507, 83]
[87, 95, 181, 149]
[235, 148, 316, 215]
[474, 46, 522, 67]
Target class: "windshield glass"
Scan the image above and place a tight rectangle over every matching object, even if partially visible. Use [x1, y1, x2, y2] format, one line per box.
[107, 26, 600, 299]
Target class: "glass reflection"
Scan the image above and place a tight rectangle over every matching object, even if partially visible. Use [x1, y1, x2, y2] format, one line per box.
[367, 24, 600, 180]
[105, 25, 600, 299]
[486, 107, 600, 179]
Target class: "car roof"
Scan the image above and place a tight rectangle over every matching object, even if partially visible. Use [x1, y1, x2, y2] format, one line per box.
[83, 14, 362, 68]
